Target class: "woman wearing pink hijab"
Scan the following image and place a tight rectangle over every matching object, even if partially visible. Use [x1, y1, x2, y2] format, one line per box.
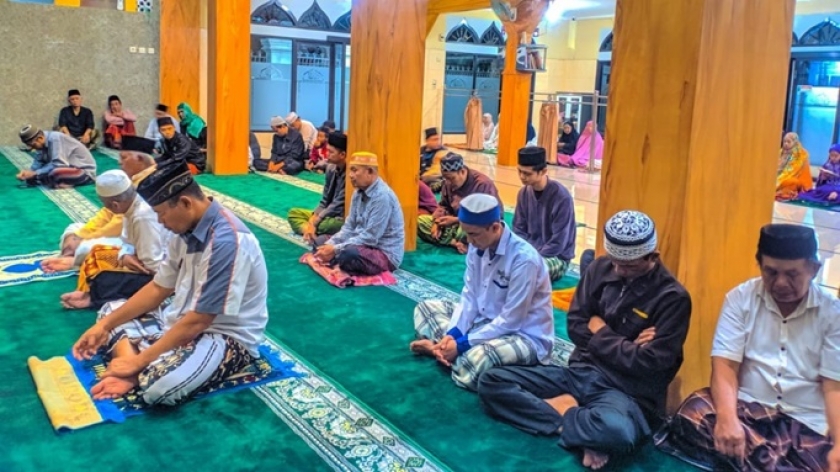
[557, 120, 603, 168]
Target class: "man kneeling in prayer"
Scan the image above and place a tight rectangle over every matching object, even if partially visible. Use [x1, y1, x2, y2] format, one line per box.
[313, 152, 405, 276]
[72, 162, 269, 405]
[477, 210, 692, 470]
[656, 224, 840, 472]
[411, 193, 554, 391]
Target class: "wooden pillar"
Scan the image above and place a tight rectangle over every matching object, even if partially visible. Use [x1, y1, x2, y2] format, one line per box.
[160, 0, 201, 114]
[599, 0, 795, 400]
[497, 39, 532, 166]
[348, 0, 428, 251]
[207, 0, 250, 175]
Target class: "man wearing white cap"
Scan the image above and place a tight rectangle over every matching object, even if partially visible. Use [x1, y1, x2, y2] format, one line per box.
[411, 193, 554, 391]
[60, 170, 169, 310]
[285, 111, 317, 151]
[268, 116, 306, 175]
[477, 210, 692, 471]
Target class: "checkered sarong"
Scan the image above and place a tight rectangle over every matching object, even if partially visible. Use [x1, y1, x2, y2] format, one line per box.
[413, 299, 538, 391]
[655, 388, 833, 471]
[544, 257, 570, 282]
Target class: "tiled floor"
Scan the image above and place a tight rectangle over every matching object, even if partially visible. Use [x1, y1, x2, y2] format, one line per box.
[458, 150, 840, 293]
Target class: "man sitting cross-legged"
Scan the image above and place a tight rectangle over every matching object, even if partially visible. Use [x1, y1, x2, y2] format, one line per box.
[514, 147, 577, 282]
[41, 137, 158, 274]
[157, 117, 205, 174]
[655, 224, 840, 472]
[417, 152, 502, 254]
[313, 152, 405, 276]
[72, 162, 269, 405]
[477, 210, 692, 471]
[17, 125, 97, 188]
[288, 131, 348, 243]
[60, 169, 169, 310]
[411, 193, 554, 391]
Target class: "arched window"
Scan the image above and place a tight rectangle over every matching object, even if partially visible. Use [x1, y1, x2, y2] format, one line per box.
[446, 23, 480, 43]
[792, 32, 799, 46]
[298, 0, 332, 30]
[251, 0, 297, 26]
[333, 10, 351, 32]
[480, 23, 504, 45]
[599, 32, 613, 52]
[799, 20, 840, 46]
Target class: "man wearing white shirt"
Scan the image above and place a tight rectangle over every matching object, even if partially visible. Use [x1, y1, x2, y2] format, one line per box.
[285, 111, 317, 151]
[60, 170, 169, 310]
[144, 104, 180, 141]
[410, 193, 554, 391]
[657, 224, 840, 472]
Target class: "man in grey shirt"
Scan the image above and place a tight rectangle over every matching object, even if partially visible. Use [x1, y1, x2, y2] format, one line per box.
[18, 125, 96, 188]
[314, 152, 405, 276]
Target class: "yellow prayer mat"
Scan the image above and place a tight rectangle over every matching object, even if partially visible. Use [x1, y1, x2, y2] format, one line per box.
[0, 251, 74, 288]
[551, 287, 577, 312]
[28, 356, 104, 432]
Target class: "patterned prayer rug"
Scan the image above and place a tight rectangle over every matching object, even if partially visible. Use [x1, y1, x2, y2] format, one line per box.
[299, 252, 397, 288]
[0, 251, 74, 288]
[28, 343, 301, 432]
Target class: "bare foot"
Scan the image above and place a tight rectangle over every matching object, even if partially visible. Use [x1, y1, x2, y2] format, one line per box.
[582, 449, 609, 470]
[91, 376, 138, 400]
[409, 339, 436, 357]
[60, 291, 91, 309]
[545, 394, 579, 416]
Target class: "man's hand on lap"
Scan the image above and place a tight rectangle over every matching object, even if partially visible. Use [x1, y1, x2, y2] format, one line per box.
[588, 315, 607, 334]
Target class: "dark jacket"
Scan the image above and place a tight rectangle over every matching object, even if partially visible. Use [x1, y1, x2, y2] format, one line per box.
[567, 256, 692, 419]
[271, 128, 306, 176]
[159, 131, 206, 172]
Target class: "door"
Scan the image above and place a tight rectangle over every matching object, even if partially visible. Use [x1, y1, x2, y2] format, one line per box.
[787, 58, 840, 167]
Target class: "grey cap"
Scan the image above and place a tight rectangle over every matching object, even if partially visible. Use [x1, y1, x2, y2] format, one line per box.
[19, 125, 42, 143]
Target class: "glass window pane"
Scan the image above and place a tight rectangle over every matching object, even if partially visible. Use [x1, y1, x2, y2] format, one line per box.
[344, 45, 351, 131]
[789, 60, 840, 167]
[295, 42, 331, 127]
[250, 37, 293, 131]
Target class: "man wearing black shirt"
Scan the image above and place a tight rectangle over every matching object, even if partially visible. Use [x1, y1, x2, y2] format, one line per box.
[58, 89, 98, 149]
[478, 210, 692, 471]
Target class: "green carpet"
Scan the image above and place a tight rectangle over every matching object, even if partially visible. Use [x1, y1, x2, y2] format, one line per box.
[0, 151, 334, 472]
[5, 150, 699, 471]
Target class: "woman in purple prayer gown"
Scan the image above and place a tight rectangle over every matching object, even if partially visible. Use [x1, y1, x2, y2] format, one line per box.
[796, 144, 840, 205]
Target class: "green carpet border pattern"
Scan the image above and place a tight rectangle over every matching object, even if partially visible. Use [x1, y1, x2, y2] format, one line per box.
[3, 147, 446, 472]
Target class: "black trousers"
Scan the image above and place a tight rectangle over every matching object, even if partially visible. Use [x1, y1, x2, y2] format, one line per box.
[478, 364, 651, 454]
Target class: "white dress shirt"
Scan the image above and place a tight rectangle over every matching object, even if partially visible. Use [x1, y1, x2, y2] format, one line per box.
[447, 225, 554, 362]
[299, 119, 317, 151]
[712, 278, 840, 434]
[117, 196, 169, 272]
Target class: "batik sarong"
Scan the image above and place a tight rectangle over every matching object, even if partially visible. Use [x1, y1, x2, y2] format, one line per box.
[655, 388, 833, 472]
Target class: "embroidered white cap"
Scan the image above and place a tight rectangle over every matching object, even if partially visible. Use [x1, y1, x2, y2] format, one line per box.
[95, 170, 132, 198]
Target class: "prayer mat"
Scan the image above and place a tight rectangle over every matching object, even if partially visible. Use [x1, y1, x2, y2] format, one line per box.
[299, 252, 397, 288]
[29, 343, 301, 432]
[551, 286, 577, 312]
[0, 251, 74, 288]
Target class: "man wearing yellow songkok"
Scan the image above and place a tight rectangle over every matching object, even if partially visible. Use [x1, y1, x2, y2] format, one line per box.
[313, 152, 405, 276]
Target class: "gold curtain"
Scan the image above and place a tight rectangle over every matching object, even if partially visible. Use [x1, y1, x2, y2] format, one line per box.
[465, 96, 484, 151]
[538, 101, 559, 159]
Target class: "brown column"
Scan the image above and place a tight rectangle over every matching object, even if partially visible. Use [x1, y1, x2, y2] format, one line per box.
[159, 0, 201, 114]
[496, 38, 532, 166]
[207, 0, 251, 175]
[599, 0, 795, 400]
[348, 0, 429, 251]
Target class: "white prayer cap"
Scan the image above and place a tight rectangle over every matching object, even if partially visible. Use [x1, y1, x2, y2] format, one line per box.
[603, 210, 657, 261]
[458, 193, 501, 226]
[285, 112, 299, 123]
[60, 223, 83, 249]
[95, 170, 132, 198]
[270, 116, 286, 127]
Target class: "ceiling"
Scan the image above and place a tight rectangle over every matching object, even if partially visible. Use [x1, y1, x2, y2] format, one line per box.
[541, 0, 840, 20]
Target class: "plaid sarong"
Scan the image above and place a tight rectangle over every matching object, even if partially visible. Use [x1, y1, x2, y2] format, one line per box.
[413, 299, 538, 391]
[655, 388, 832, 471]
[544, 257, 569, 282]
[417, 215, 466, 247]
